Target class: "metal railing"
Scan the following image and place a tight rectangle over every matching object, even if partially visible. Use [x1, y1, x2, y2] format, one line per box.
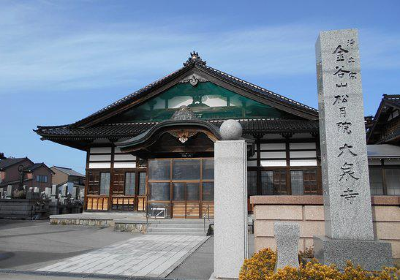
[203, 204, 210, 233]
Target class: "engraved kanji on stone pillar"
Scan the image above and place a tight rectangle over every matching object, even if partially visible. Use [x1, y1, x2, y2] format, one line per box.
[316, 29, 374, 240]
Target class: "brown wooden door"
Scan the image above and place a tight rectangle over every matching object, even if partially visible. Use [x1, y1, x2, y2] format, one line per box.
[273, 170, 287, 195]
[172, 182, 200, 218]
[185, 183, 200, 218]
[112, 171, 125, 195]
[303, 170, 318, 194]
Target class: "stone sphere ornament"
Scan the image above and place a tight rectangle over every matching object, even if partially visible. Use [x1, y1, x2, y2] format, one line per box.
[219, 119, 243, 140]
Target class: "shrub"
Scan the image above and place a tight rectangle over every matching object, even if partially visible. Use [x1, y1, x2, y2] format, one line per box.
[299, 246, 314, 259]
[239, 248, 276, 280]
[239, 248, 399, 280]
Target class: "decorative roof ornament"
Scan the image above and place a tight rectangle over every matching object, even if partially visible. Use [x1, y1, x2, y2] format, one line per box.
[183, 51, 206, 66]
[171, 106, 197, 121]
[180, 73, 208, 86]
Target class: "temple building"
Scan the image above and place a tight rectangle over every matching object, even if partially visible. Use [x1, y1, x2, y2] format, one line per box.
[36, 52, 342, 218]
[366, 94, 400, 196]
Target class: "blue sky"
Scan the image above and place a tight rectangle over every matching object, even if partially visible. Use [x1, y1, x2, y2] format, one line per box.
[1, 0, 400, 173]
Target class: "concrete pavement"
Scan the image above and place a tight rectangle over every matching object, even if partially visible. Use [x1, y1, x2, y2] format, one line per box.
[0, 220, 255, 279]
[37, 235, 208, 277]
[0, 219, 136, 271]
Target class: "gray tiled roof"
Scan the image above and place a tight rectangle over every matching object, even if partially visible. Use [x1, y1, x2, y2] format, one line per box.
[367, 144, 400, 158]
[24, 163, 44, 172]
[36, 119, 318, 140]
[52, 166, 84, 177]
[36, 53, 318, 135]
[0, 158, 27, 170]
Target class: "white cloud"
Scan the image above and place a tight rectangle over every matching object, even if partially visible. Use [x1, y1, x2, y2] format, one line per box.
[0, 2, 399, 95]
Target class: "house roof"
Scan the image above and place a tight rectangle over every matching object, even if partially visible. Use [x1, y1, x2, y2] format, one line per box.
[24, 163, 43, 172]
[384, 95, 400, 109]
[69, 52, 318, 127]
[36, 119, 319, 140]
[24, 163, 55, 174]
[51, 166, 84, 177]
[0, 158, 29, 171]
[35, 52, 319, 147]
[367, 94, 400, 144]
[367, 144, 400, 158]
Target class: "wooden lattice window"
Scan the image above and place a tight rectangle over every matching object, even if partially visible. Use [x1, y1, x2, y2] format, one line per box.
[88, 171, 100, 195]
[273, 170, 287, 195]
[303, 170, 319, 194]
[112, 171, 125, 195]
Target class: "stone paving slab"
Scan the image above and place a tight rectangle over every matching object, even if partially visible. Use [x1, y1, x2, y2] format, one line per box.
[37, 234, 208, 278]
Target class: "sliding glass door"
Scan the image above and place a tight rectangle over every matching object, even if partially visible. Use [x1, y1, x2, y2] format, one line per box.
[147, 158, 214, 218]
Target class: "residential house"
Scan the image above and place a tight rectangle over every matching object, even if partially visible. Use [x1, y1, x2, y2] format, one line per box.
[51, 166, 85, 199]
[0, 156, 54, 193]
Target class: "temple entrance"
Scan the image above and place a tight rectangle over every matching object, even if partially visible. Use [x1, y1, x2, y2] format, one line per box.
[147, 158, 214, 219]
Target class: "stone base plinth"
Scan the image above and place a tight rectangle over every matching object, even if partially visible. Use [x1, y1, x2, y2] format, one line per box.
[313, 236, 393, 271]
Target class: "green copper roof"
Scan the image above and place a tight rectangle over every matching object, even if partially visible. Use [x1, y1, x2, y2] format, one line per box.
[107, 82, 296, 123]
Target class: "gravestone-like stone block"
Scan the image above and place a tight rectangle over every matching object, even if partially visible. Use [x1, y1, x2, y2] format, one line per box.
[274, 222, 300, 270]
[214, 140, 248, 279]
[316, 29, 374, 240]
[61, 185, 68, 197]
[71, 187, 77, 199]
[6, 185, 13, 197]
[45, 187, 52, 197]
[51, 185, 57, 196]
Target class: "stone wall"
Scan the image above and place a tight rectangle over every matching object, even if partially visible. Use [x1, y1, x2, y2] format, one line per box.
[251, 196, 400, 261]
[0, 199, 47, 219]
[50, 216, 114, 227]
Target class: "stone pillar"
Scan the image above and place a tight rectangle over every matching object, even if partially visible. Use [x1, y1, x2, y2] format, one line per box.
[316, 29, 373, 240]
[214, 140, 248, 279]
[274, 222, 300, 270]
[314, 28, 392, 270]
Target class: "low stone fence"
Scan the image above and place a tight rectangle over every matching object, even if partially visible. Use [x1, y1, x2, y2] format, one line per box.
[250, 195, 400, 261]
[50, 215, 115, 227]
[0, 199, 47, 219]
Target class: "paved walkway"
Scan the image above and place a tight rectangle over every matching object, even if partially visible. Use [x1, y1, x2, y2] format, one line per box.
[37, 235, 208, 278]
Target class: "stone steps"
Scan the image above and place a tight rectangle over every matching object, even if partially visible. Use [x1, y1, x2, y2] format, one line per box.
[147, 231, 207, 236]
[150, 223, 206, 228]
[146, 219, 213, 236]
[147, 227, 206, 233]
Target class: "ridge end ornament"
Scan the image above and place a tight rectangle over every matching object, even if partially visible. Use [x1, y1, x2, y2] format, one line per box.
[183, 51, 206, 66]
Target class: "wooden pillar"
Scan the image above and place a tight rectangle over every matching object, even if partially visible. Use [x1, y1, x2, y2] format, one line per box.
[381, 159, 387, 195]
[282, 133, 293, 195]
[109, 146, 115, 211]
[84, 149, 90, 211]
[256, 137, 262, 195]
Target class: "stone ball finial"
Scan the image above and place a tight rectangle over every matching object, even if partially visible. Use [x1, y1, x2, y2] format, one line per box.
[220, 119, 242, 140]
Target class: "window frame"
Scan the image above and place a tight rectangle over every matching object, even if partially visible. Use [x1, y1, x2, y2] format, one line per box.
[99, 172, 111, 195]
[36, 175, 48, 183]
[369, 165, 400, 196]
